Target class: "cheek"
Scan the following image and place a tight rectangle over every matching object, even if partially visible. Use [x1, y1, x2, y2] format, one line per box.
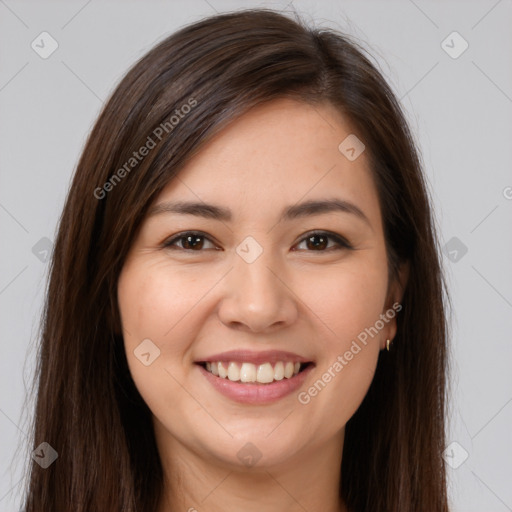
[294, 254, 387, 429]
[117, 263, 203, 418]
[117, 262, 200, 393]
[303, 253, 389, 343]
[118, 262, 215, 349]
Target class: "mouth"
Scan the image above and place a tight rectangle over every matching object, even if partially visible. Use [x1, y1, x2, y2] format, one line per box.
[196, 360, 314, 385]
[195, 350, 316, 405]
[196, 361, 315, 406]
[194, 350, 315, 405]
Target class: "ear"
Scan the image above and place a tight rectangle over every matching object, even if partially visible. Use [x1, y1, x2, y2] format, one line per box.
[380, 261, 409, 350]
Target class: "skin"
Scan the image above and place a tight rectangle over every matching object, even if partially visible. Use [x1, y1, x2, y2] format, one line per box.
[117, 98, 406, 512]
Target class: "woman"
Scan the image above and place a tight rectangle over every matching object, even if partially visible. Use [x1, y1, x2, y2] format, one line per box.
[22, 8, 450, 512]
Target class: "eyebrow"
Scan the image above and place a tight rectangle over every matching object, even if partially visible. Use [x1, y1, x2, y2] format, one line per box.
[147, 198, 371, 227]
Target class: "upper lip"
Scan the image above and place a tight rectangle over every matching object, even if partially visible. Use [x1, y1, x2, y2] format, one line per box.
[196, 350, 313, 366]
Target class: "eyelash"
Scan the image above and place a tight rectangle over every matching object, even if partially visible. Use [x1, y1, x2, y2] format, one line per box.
[162, 230, 353, 253]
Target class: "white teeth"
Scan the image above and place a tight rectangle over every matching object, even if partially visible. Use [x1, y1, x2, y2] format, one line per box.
[203, 360, 305, 383]
[227, 362, 240, 381]
[274, 361, 284, 380]
[257, 363, 274, 383]
[240, 362, 256, 383]
[218, 362, 227, 379]
[284, 361, 294, 378]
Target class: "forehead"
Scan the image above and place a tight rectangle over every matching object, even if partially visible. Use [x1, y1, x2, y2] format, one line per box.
[153, 98, 381, 226]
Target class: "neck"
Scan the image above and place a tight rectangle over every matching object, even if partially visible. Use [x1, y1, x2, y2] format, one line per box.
[155, 426, 348, 512]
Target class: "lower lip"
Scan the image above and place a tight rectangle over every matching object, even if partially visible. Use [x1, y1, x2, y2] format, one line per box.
[197, 363, 314, 405]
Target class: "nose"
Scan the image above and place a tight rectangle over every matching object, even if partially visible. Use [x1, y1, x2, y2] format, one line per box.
[217, 247, 299, 334]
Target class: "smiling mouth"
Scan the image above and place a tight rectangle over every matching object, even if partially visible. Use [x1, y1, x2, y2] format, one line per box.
[196, 361, 313, 385]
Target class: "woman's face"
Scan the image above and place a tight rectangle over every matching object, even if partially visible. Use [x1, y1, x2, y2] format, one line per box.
[117, 98, 401, 471]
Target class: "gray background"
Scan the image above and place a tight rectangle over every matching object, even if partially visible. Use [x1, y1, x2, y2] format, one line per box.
[1, 1, 511, 510]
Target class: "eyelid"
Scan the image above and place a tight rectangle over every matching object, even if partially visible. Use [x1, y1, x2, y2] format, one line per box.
[162, 230, 353, 251]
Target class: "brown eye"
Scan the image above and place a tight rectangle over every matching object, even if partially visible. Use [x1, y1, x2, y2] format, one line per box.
[305, 234, 328, 250]
[163, 232, 217, 251]
[294, 231, 352, 252]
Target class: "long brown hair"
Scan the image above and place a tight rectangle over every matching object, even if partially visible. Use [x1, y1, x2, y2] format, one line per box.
[20, 8, 450, 511]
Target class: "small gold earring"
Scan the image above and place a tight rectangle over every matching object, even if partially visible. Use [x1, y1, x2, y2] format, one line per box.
[386, 339, 391, 351]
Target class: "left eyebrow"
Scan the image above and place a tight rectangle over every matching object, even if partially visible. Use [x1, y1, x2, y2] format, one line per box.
[282, 198, 371, 227]
[147, 198, 372, 228]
